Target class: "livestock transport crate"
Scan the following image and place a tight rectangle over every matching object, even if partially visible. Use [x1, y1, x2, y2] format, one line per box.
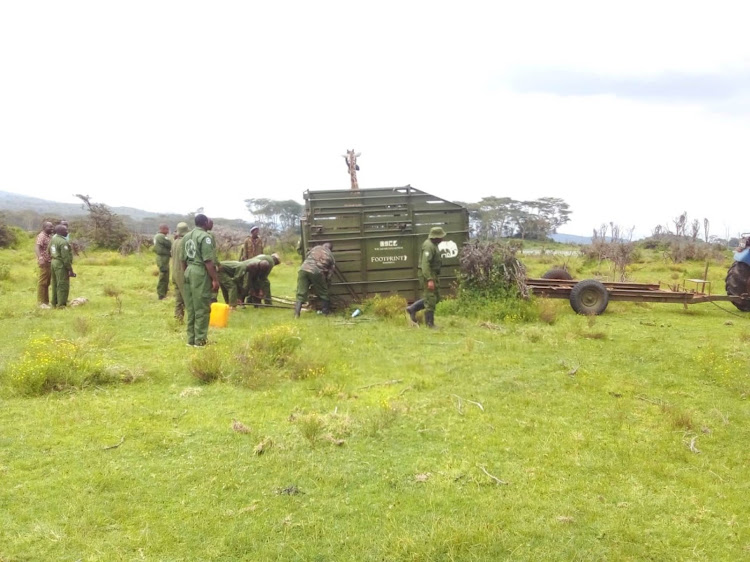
[300, 186, 469, 307]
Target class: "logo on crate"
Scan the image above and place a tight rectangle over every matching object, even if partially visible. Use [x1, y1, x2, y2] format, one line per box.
[439, 240, 458, 258]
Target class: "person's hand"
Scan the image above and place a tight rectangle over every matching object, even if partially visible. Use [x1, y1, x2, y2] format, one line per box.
[427, 279, 435, 291]
[211, 279, 219, 292]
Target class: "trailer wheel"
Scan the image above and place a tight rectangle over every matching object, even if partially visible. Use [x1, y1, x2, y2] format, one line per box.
[542, 268, 573, 280]
[725, 262, 750, 312]
[569, 279, 609, 315]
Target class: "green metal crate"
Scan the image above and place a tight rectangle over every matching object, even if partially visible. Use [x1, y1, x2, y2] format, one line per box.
[300, 186, 469, 306]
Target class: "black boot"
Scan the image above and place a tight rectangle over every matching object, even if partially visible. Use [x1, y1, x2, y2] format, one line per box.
[425, 310, 437, 328]
[294, 301, 302, 318]
[321, 300, 331, 316]
[406, 299, 425, 323]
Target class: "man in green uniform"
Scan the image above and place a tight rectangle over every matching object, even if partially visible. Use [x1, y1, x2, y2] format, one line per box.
[153, 224, 172, 300]
[246, 253, 280, 306]
[407, 227, 445, 328]
[48, 224, 75, 308]
[171, 222, 189, 321]
[218, 254, 280, 308]
[294, 243, 335, 318]
[181, 214, 220, 347]
[206, 218, 220, 303]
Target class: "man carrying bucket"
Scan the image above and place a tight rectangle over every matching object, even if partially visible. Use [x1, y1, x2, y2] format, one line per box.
[181, 214, 220, 347]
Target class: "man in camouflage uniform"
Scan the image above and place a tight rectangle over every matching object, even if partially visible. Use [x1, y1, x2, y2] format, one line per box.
[294, 243, 335, 318]
[239, 226, 264, 260]
[181, 214, 219, 347]
[171, 222, 189, 321]
[48, 224, 75, 308]
[35, 221, 54, 308]
[239, 225, 264, 298]
[153, 224, 172, 300]
[407, 226, 445, 328]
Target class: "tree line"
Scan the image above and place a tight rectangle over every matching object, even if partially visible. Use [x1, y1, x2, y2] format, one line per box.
[458, 196, 571, 241]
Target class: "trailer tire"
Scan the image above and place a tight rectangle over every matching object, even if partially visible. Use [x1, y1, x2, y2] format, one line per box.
[725, 262, 750, 312]
[542, 268, 573, 280]
[570, 279, 609, 315]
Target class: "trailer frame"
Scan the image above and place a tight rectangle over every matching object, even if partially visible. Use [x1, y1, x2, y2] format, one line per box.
[526, 277, 747, 315]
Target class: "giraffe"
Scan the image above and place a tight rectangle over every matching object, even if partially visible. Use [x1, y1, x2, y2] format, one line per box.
[343, 149, 361, 190]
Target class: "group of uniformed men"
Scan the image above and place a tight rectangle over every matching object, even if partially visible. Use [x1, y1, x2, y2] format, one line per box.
[34, 217, 447, 337]
[155, 216, 281, 347]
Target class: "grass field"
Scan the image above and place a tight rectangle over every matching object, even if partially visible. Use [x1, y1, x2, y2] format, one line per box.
[1, 238, 749, 561]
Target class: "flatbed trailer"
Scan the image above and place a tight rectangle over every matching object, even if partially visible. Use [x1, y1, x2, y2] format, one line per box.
[526, 277, 747, 315]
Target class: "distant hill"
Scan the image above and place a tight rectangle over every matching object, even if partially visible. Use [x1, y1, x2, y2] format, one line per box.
[551, 232, 591, 244]
[0, 190, 251, 233]
[0, 191, 169, 220]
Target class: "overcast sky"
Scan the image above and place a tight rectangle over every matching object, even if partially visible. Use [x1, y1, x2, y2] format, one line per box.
[1, 1, 749, 238]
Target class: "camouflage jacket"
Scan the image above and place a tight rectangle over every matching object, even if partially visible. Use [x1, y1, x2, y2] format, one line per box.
[239, 236, 264, 260]
[300, 246, 335, 279]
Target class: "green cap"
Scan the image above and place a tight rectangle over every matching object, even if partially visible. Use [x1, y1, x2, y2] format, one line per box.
[176, 222, 189, 235]
[429, 227, 446, 238]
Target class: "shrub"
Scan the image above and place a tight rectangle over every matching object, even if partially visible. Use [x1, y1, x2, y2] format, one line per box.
[231, 325, 302, 387]
[247, 325, 301, 367]
[188, 347, 225, 384]
[0, 264, 10, 281]
[291, 411, 353, 447]
[2, 336, 119, 396]
[447, 240, 537, 323]
[364, 294, 407, 319]
[0, 222, 19, 249]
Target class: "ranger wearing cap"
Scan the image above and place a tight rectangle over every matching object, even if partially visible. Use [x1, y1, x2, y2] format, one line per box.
[239, 225, 264, 260]
[171, 221, 190, 321]
[239, 225, 265, 302]
[407, 226, 446, 328]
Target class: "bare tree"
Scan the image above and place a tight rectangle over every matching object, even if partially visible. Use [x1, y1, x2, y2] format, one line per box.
[672, 212, 687, 237]
[690, 219, 700, 241]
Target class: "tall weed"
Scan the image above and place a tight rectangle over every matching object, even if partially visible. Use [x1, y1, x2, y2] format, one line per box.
[364, 294, 408, 319]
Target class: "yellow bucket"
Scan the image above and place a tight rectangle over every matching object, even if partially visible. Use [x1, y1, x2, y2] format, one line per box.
[209, 302, 230, 328]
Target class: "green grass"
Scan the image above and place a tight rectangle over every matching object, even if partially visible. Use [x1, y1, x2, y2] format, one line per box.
[0, 239, 749, 560]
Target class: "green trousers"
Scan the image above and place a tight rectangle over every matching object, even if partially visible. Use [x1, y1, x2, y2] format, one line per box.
[156, 256, 170, 299]
[184, 265, 212, 345]
[50, 261, 70, 308]
[296, 270, 328, 303]
[218, 269, 240, 307]
[173, 279, 185, 320]
[38, 263, 51, 304]
[418, 271, 441, 312]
